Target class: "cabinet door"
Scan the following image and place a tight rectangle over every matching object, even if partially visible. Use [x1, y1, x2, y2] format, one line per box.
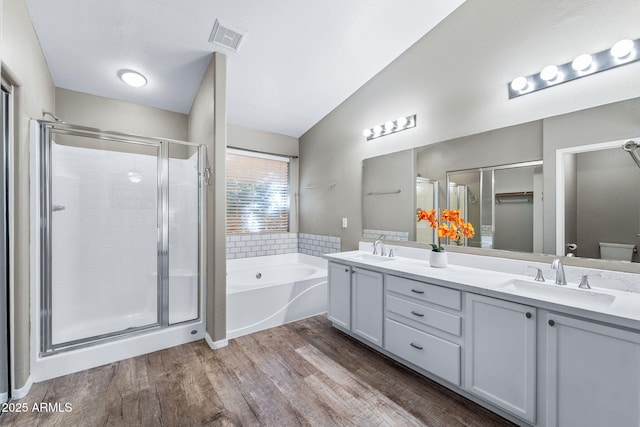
[545, 313, 640, 427]
[327, 262, 351, 329]
[465, 294, 536, 423]
[351, 267, 383, 345]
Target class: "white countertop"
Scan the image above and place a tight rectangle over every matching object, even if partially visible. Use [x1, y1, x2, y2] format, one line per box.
[325, 250, 640, 331]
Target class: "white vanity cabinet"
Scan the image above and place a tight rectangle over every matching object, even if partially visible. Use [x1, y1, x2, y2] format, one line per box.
[544, 313, 640, 427]
[384, 275, 462, 385]
[327, 262, 352, 329]
[465, 294, 537, 423]
[327, 261, 383, 346]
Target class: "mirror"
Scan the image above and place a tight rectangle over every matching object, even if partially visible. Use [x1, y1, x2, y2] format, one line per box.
[557, 138, 640, 262]
[445, 162, 543, 252]
[361, 96, 640, 263]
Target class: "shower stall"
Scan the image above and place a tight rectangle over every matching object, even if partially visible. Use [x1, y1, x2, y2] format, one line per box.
[30, 120, 205, 376]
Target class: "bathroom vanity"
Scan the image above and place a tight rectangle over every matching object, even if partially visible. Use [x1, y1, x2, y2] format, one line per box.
[325, 249, 640, 427]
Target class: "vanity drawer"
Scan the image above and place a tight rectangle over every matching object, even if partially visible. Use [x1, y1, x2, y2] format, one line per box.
[387, 295, 462, 336]
[385, 318, 460, 385]
[386, 275, 461, 311]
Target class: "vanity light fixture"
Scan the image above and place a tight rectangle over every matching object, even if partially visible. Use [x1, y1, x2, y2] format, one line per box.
[508, 37, 640, 99]
[363, 114, 416, 141]
[118, 69, 148, 88]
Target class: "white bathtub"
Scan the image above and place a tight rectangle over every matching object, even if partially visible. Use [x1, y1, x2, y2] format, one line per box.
[226, 253, 328, 339]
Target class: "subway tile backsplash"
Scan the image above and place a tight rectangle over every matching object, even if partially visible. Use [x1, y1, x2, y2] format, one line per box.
[362, 229, 409, 241]
[298, 233, 341, 257]
[226, 232, 341, 259]
[226, 233, 298, 259]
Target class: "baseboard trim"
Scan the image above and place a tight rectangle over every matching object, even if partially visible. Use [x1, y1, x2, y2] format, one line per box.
[12, 375, 33, 399]
[205, 332, 228, 350]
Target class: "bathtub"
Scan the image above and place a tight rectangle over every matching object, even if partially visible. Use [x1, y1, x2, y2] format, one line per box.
[227, 253, 328, 339]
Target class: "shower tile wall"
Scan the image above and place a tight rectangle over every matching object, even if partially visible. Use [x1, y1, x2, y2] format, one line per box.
[225, 232, 342, 259]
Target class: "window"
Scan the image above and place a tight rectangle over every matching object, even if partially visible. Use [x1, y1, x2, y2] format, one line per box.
[226, 149, 290, 234]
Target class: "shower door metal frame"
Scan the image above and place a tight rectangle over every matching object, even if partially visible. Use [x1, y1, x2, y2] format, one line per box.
[37, 121, 206, 356]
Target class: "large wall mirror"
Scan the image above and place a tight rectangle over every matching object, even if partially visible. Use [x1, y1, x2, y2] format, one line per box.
[361, 96, 640, 265]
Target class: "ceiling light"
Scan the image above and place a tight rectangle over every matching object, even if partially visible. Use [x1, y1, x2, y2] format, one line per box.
[118, 69, 147, 88]
[540, 65, 559, 81]
[510, 76, 529, 92]
[610, 39, 635, 59]
[364, 114, 416, 141]
[384, 121, 395, 132]
[571, 54, 593, 71]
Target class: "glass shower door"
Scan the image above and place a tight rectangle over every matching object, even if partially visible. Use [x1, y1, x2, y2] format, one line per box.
[48, 135, 160, 348]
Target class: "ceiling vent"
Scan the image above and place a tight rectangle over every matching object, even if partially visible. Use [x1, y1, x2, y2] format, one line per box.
[209, 19, 245, 52]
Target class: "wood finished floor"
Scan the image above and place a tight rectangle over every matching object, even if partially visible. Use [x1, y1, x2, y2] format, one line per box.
[1, 316, 515, 426]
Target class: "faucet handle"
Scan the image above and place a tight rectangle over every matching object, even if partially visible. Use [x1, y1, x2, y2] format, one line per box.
[388, 249, 395, 258]
[527, 266, 545, 282]
[372, 245, 378, 255]
[578, 273, 601, 289]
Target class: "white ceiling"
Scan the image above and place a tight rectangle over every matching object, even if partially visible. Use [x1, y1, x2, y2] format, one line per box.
[25, 0, 464, 137]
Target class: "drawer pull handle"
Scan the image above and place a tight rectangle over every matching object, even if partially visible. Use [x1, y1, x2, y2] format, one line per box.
[411, 289, 425, 294]
[548, 319, 555, 327]
[410, 342, 423, 350]
[344, 268, 349, 272]
[525, 312, 532, 319]
[410, 310, 425, 317]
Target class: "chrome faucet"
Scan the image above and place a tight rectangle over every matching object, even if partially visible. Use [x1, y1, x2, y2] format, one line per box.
[373, 240, 386, 256]
[551, 259, 567, 285]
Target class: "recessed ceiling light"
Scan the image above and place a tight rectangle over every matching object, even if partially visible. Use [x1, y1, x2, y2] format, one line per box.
[118, 69, 147, 88]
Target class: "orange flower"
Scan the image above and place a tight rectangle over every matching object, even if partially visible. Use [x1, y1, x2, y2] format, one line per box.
[417, 208, 474, 249]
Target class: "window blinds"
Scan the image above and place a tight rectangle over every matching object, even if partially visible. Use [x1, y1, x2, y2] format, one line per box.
[226, 151, 289, 234]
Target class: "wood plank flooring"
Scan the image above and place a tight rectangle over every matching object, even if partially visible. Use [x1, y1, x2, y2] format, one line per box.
[0, 316, 515, 426]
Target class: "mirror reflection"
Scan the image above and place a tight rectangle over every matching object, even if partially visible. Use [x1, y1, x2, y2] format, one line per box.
[362, 97, 640, 264]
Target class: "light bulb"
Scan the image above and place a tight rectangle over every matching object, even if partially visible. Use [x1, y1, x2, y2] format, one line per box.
[118, 69, 147, 87]
[363, 128, 373, 138]
[540, 65, 559, 82]
[373, 125, 383, 135]
[611, 39, 635, 59]
[571, 54, 593, 71]
[384, 121, 395, 133]
[510, 76, 528, 91]
[396, 116, 408, 128]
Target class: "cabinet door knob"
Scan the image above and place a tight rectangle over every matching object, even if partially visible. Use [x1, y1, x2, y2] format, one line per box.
[411, 310, 425, 317]
[526, 312, 532, 319]
[411, 289, 425, 294]
[548, 319, 555, 327]
[344, 268, 349, 272]
[410, 342, 423, 350]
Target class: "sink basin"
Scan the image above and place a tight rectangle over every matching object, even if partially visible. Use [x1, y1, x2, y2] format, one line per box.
[500, 279, 616, 307]
[346, 253, 395, 263]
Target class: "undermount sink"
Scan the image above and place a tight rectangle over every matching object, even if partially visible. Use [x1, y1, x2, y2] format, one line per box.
[500, 279, 616, 307]
[347, 253, 395, 263]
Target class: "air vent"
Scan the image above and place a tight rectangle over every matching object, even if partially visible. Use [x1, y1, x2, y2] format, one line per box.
[208, 19, 245, 52]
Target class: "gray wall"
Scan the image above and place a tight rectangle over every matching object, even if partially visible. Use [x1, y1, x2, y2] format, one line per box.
[55, 88, 189, 140]
[188, 53, 227, 343]
[299, 0, 640, 251]
[362, 150, 415, 240]
[2, 0, 56, 390]
[576, 149, 639, 259]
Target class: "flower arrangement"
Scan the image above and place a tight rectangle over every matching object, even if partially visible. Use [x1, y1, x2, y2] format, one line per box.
[417, 209, 475, 252]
